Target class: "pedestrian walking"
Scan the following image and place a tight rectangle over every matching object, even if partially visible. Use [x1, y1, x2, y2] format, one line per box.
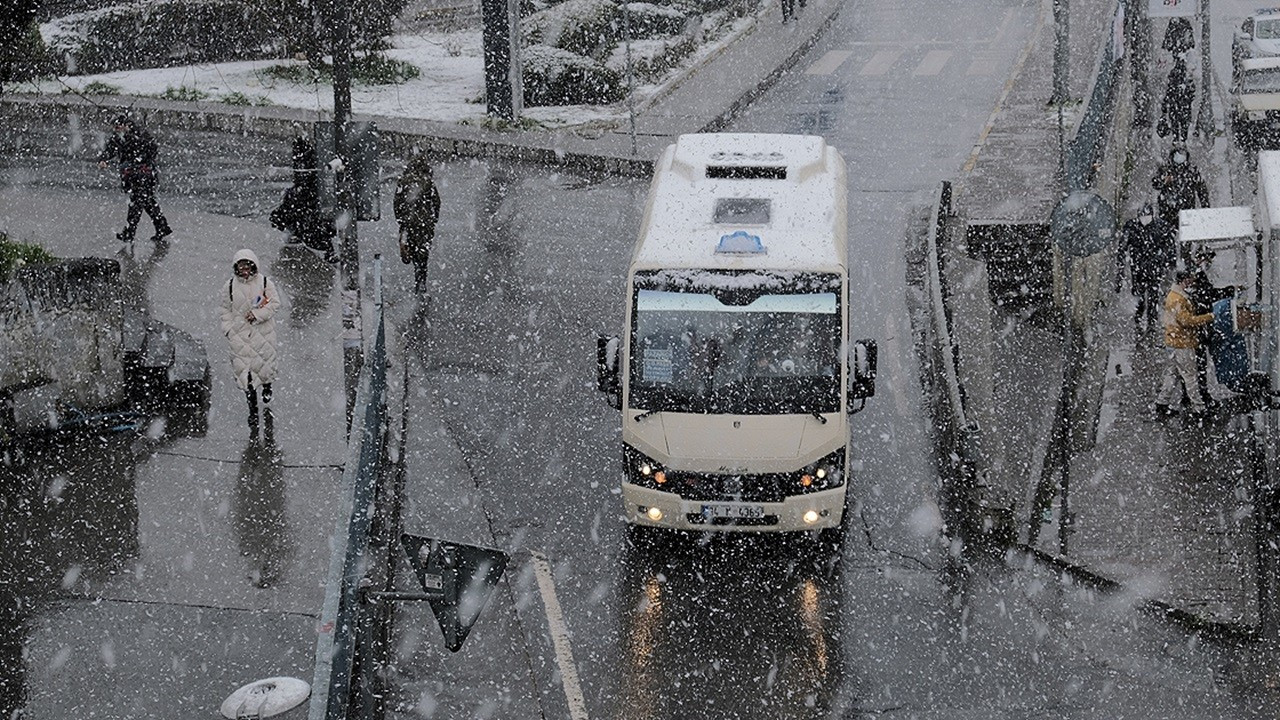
[780, 0, 796, 23]
[270, 137, 336, 262]
[1158, 58, 1195, 142]
[220, 249, 283, 441]
[393, 148, 441, 293]
[1155, 269, 1215, 419]
[1151, 146, 1209, 228]
[1118, 203, 1176, 330]
[1162, 16, 1196, 57]
[97, 114, 172, 244]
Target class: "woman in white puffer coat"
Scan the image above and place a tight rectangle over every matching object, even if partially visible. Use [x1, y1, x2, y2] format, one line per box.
[220, 249, 282, 437]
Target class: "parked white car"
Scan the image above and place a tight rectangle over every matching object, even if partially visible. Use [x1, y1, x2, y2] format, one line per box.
[1234, 8, 1280, 80]
[1231, 56, 1280, 149]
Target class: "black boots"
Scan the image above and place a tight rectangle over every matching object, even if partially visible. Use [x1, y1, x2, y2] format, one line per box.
[246, 384, 274, 444]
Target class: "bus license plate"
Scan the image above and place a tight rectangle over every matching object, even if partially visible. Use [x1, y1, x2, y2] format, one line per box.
[701, 502, 765, 520]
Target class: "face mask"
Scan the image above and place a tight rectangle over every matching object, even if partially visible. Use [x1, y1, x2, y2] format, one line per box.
[1173, 152, 1187, 164]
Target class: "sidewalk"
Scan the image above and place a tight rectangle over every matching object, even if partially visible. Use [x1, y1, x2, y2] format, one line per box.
[0, 184, 347, 717]
[947, 3, 1261, 632]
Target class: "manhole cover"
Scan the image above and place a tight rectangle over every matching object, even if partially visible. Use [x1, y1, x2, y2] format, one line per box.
[220, 677, 310, 719]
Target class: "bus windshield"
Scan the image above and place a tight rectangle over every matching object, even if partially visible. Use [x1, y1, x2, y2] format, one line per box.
[629, 270, 842, 415]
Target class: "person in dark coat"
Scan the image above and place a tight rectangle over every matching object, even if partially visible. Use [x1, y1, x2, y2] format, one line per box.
[1187, 248, 1235, 409]
[1159, 58, 1195, 142]
[1151, 146, 1209, 227]
[1118, 203, 1176, 329]
[1162, 17, 1196, 56]
[270, 137, 335, 262]
[97, 114, 171, 244]
[393, 148, 441, 292]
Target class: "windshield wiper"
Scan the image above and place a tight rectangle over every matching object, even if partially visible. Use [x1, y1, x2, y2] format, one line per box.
[809, 412, 828, 424]
[633, 409, 660, 422]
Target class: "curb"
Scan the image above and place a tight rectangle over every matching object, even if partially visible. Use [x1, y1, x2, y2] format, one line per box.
[0, 93, 657, 177]
[1021, 545, 1259, 643]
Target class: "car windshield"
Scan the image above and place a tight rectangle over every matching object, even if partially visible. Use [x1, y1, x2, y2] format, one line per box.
[1242, 66, 1280, 92]
[1256, 17, 1280, 39]
[628, 269, 842, 415]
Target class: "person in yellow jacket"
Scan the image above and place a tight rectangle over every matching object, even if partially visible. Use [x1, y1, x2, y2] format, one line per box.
[1155, 269, 1215, 417]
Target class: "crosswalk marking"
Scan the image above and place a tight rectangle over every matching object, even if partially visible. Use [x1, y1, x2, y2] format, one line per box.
[860, 49, 902, 76]
[806, 50, 853, 75]
[913, 50, 951, 76]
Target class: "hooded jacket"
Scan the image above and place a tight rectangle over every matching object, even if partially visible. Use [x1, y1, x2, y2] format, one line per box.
[1162, 284, 1214, 349]
[220, 249, 282, 389]
[394, 156, 441, 250]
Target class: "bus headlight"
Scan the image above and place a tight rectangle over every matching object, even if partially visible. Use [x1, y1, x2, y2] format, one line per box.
[797, 449, 845, 492]
[625, 446, 668, 489]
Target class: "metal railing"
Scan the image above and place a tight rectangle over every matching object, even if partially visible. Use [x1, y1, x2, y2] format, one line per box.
[308, 257, 390, 720]
[1066, 0, 1124, 192]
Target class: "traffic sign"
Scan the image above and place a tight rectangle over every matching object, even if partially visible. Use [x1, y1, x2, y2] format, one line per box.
[401, 534, 509, 652]
[1148, 0, 1198, 18]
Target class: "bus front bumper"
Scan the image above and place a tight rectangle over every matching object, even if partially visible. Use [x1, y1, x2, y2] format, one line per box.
[623, 483, 846, 533]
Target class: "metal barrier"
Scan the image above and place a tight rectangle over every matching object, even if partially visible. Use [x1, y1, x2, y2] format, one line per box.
[308, 258, 390, 720]
[919, 181, 1000, 542]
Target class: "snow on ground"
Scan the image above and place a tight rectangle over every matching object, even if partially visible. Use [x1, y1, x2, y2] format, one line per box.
[27, 13, 760, 129]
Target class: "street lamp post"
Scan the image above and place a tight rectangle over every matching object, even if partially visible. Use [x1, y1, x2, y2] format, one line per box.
[1053, 0, 1070, 193]
[1196, 0, 1213, 139]
[331, 0, 363, 430]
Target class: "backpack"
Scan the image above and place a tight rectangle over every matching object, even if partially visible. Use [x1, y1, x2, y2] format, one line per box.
[230, 275, 268, 302]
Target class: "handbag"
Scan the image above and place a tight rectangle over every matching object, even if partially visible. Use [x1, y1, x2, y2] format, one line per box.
[398, 229, 412, 264]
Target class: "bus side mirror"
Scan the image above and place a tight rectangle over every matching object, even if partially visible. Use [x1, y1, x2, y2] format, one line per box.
[596, 334, 621, 409]
[849, 339, 877, 400]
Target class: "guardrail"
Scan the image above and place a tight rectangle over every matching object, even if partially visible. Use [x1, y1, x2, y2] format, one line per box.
[919, 180, 1008, 546]
[308, 257, 391, 720]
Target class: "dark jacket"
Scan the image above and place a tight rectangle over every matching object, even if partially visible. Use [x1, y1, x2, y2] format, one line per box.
[394, 157, 441, 254]
[1120, 215, 1176, 289]
[1163, 17, 1195, 55]
[1160, 59, 1195, 133]
[1152, 161, 1209, 223]
[1188, 263, 1235, 314]
[99, 121, 159, 190]
[270, 178, 333, 250]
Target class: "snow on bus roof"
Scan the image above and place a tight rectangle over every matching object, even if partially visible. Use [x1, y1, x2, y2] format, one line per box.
[631, 133, 847, 273]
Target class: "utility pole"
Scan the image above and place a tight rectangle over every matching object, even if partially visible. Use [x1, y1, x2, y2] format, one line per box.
[1053, 0, 1070, 193]
[1129, 0, 1152, 127]
[331, 0, 363, 430]
[1196, 0, 1213, 139]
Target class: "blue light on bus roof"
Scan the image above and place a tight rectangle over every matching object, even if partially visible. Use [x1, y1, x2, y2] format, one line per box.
[715, 230, 767, 255]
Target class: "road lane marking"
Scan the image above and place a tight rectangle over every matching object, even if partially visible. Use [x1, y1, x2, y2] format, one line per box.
[806, 50, 853, 75]
[860, 49, 902, 76]
[913, 50, 952, 76]
[532, 552, 590, 720]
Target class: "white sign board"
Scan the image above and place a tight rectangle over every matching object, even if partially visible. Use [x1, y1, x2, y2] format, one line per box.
[1148, 0, 1198, 18]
